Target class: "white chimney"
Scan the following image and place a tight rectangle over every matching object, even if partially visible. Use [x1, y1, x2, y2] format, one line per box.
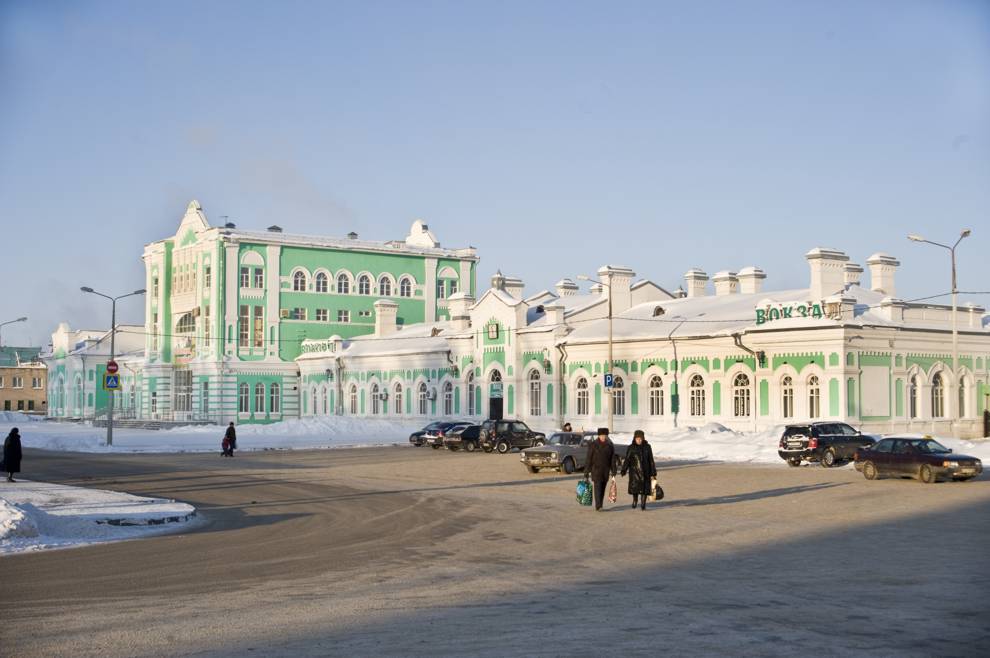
[447, 292, 474, 331]
[374, 299, 399, 336]
[555, 278, 579, 297]
[542, 302, 565, 326]
[844, 262, 864, 287]
[597, 265, 635, 313]
[866, 253, 899, 296]
[805, 247, 849, 299]
[684, 268, 709, 298]
[712, 271, 739, 296]
[737, 266, 766, 295]
[879, 297, 906, 322]
[503, 276, 524, 299]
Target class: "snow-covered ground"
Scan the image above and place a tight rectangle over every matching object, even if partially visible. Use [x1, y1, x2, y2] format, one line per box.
[1, 412, 987, 465]
[0, 479, 197, 554]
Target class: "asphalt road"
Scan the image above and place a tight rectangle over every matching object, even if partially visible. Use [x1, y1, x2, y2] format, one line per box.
[2, 446, 989, 657]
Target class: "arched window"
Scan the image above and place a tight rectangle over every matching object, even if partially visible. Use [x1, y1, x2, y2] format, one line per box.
[349, 384, 358, 414]
[958, 378, 966, 418]
[908, 376, 919, 419]
[648, 375, 664, 416]
[399, 277, 413, 298]
[293, 271, 307, 292]
[311, 387, 317, 416]
[254, 382, 265, 414]
[528, 369, 541, 416]
[418, 382, 429, 415]
[378, 276, 392, 297]
[394, 383, 403, 415]
[732, 373, 750, 417]
[176, 313, 195, 334]
[467, 371, 476, 415]
[689, 374, 706, 417]
[612, 376, 626, 416]
[443, 381, 453, 416]
[269, 383, 281, 414]
[371, 383, 380, 415]
[781, 376, 794, 418]
[807, 375, 820, 419]
[337, 273, 351, 294]
[931, 373, 945, 418]
[315, 272, 328, 293]
[358, 275, 371, 295]
[322, 385, 328, 415]
[576, 377, 589, 416]
[238, 382, 249, 413]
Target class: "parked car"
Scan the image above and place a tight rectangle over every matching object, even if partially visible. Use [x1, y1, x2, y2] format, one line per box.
[854, 437, 983, 483]
[777, 422, 876, 467]
[409, 421, 450, 447]
[478, 419, 546, 453]
[443, 424, 482, 452]
[518, 431, 628, 474]
[425, 421, 472, 449]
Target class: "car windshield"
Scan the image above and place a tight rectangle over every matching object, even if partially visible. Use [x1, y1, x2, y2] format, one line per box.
[549, 433, 580, 446]
[821, 423, 859, 436]
[907, 439, 951, 454]
[424, 422, 445, 431]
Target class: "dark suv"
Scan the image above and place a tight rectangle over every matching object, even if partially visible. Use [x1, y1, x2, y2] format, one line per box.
[478, 420, 546, 454]
[777, 422, 876, 467]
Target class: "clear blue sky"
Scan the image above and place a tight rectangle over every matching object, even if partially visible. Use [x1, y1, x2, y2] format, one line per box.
[1, 0, 988, 346]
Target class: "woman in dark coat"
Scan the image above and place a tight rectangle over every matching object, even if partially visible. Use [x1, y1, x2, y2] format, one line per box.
[3, 427, 23, 482]
[620, 430, 657, 510]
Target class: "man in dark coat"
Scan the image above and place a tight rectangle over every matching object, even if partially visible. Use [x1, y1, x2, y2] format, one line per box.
[3, 427, 23, 482]
[621, 429, 657, 510]
[583, 427, 616, 511]
[224, 422, 237, 457]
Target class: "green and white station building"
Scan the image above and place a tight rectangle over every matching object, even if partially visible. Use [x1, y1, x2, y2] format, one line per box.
[44, 200, 990, 438]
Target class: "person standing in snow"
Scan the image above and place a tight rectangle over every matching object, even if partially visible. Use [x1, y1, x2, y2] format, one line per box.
[621, 430, 657, 510]
[583, 427, 616, 511]
[3, 427, 23, 482]
[224, 422, 237, 457]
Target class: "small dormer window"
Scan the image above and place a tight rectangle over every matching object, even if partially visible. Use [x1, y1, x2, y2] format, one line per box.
[653, 306, 665, 317]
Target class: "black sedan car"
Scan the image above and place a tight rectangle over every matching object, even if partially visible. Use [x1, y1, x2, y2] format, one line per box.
[854, 437, 983, 483]
[425, 422, 473, 449]
[442, 424, 482, 452]
[408, 421, 450, 447]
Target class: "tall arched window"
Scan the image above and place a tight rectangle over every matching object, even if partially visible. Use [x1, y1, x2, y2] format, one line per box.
[394, 383, 403, 415]
[781, 376, 794, 418]
[807, 375, 820, 419]
[371, 383, 380, 415]
[418, 382, 428, 415]
[931, 373, 945, 418]
[378, 276, 392, 297]
[690, 374, 706, 417]
[348, 384, 358, 414]
[293, 271, 307, 291]
[311, 387, 317, 416]
[322, 385, 328, 415]
[958, 378, 966, 418]
[358, 275, 371, 295]
[909, 376, 919, 419]
[443, 381, 453, 416]
[648, 375, 664, 416]
[315, 272, 328, 293]
[399, 277, 413, 297]
[732, 373, 750, 417]
[576, 377, 589, 415]
[269, 383, 281, 414]
[337, 273, 351, 294]
[254, 382, 265, 414]
[467, 371, 476, 415]
[612, 376, 626, 416]
[528, 369, 541, 416]
[238, 382, 249, 413]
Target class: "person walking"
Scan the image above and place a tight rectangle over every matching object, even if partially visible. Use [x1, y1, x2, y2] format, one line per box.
[3, 427, 23, 483]
[621, 430, 657, 510]
[583, 427, 616, 511]
[224, 422, 237, 457]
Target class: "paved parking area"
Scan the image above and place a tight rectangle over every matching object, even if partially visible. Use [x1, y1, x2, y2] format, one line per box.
[1, 446, 988, 657]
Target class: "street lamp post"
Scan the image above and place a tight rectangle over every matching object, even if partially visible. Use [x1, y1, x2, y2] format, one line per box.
[80, 287, 146, 446]
[577, 271, 614, 431]
[0, 316, 28, 348]
[907, 229, 971, 427]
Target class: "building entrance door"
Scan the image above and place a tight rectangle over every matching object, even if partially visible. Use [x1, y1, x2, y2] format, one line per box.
[173, 368, 192, 420]
[489, 397, 503, 421]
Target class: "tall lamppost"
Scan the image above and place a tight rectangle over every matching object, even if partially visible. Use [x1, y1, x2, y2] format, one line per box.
[80, 287, 146, 446]
[907, 229, 971, 426]
[0, 316, 28, 348]
[577, 271, 615, 431]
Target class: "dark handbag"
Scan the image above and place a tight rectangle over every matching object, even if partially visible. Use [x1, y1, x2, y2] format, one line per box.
[654, 484, 665, 501]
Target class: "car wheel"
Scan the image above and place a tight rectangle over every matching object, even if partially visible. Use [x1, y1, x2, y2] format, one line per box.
[561, 457, 575, 474]
[787, 458, 802, 467]
[465, 441, 477, 453]
[863, 461, 878, 480]
[496, 441, 510, 454]
[919, 464, 936, 484]
[527, 465, 539, 474]
[820, 448, 836, 468]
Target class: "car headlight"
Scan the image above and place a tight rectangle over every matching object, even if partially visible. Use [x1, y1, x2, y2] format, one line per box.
[549, 453, 558, 461]
[943, 461, 959, 468]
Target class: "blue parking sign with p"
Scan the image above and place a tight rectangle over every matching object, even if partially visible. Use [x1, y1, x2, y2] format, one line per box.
[604, 373, 614, 388]
[103, 374, 121, 390]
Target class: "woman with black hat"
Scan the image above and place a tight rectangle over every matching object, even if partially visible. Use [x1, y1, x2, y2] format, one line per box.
[3, 427, 23, 483]
[621, 429, 657, 510]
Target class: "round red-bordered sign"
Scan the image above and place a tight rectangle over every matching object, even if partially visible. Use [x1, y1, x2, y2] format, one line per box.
[106, 360, 119, 375]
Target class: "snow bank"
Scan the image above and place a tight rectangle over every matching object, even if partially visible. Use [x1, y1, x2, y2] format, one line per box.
[607, 425, 787, 464]
[0, 411, 42, 423]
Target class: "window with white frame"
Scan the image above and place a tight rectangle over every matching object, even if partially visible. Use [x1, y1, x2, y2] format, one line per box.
[437, 279, 447, 300]
[349, 384, 358, 414]
[290, 307, 306, 320]
[418, 382, 428, 415]
[270, 383, 281, 414]
[958, 378, 966, 417]
[450, 278, 459, 295]
[254, 382, 265, 414]
[443, 381, 453, 416]
[203, 266, 210, 289]
[394, 383, 403, 414]
[293, 271, 307, 291]
[32, 377, 42, 389]
[253, 267, 264, 289]
[378, 276, 392, 297]
[239, 306, 249, 346]
[238, 383, 249, 413]
[322, 385, 328, 415]
[931, 373, 945, 418]
[909, 376, 919, 419]
[808, 375, 821, 419]
[690, 374, 706, 417]
[358, 275, 371, 295]
[12, 376, 23, 389]
[337, 273, 350, 294]
[152, 276, 159, 297]
[201, 380, 209, 414]
[576, 377, 589, 416]
[399, 277, 412, 297]
[467, 371, 476, 415]
[781, 376, 794, 418]
[649, 375, 664, 416]
[612, 376, 625, 416]
[528, 369, 541, 416]
[732, 373, 750, 417]
[315, 272, 328, 293]
[253, 306, 264, 348]
[371, 383, 381, 415]
[337, 310, 350, 323]
[316, 309, 328, 322]
[240, 267, 250, 288]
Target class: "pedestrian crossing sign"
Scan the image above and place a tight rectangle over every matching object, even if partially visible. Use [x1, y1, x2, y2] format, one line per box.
[103, 374, 121, 391]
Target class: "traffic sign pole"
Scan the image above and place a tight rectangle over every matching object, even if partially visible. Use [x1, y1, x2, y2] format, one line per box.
[108, 298, 116, 447]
